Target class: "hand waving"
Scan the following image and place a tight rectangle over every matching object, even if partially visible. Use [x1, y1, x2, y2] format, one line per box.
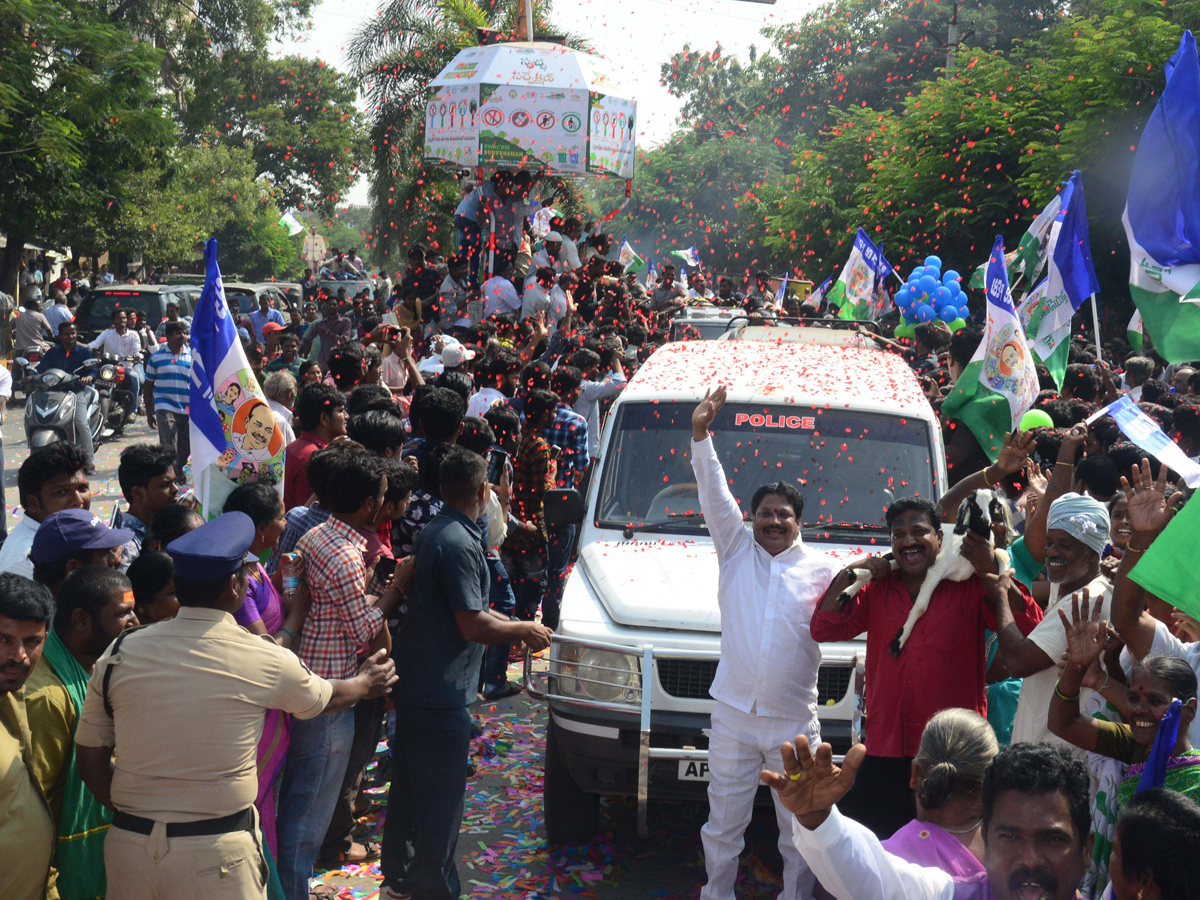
[692, 385, 727, 440]
[1057, 588, 1106, 673]
[760, 736, 866, 830]
[996, 429, 1036, 476]
[1121, 459, 1182, 537]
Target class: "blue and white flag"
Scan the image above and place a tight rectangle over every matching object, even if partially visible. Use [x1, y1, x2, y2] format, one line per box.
[278, 211, 305, 237]
[1027, 171, 1099, 386]
[671, 245, 701, 268]
[645, 257, 658, 287]
[1123, 30, 1200, 363]
[190, 238, 285, 514]
[829, 228, 895, 320]
[807, 275, 833, 310]
[1090, 396, 1200, 488]
[774, 273, 789, 305]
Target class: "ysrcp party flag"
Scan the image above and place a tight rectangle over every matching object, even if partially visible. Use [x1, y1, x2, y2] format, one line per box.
[1123, 30, 1200, 364]
[278, 211, 304, 236]
[829, 228, 894, 320]
[943, 235, 1040, 461]
[969, 193, 1060, 290]
[619, 239, 646, 273]
[806, 275, 833, 311]
[774, 273, 789, 305]
[1130, 489, 1200, 620]
[190, 238, 285, 515]
[671, 246, 701, 268]
[1023, 171, 1100, 388]
[1128, 309, 1145, 353]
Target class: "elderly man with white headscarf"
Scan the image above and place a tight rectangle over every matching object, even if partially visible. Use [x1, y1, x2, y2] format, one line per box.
[990, 491, 1112, 746]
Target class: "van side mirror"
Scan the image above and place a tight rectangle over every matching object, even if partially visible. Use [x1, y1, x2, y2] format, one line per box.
[543, 488, 585, 527]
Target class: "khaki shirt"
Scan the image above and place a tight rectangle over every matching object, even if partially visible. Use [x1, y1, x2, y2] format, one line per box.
[0, 688, 55, 900]
[75, 606, 332, 822]
[24, 659, 74, 823]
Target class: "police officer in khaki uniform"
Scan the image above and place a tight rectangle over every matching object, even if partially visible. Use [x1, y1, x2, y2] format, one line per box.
[74, 511, 397, 900]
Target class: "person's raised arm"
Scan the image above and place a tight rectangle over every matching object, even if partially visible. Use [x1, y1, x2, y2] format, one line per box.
[761, 737, 953, 900]
[1112, 460, 1183, 659]
[1047, 592, 1107, 752]
[1025, 423, 1088, 563]
[990, 570, 1057, 678]
[938, 430, 1034, 520]
[689, 385, 748, 557]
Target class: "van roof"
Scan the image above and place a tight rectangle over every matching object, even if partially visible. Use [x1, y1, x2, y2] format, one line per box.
[623, 340, 933, 417]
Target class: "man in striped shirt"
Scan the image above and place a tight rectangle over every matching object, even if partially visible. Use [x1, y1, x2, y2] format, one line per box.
[142, 322, 191, 483]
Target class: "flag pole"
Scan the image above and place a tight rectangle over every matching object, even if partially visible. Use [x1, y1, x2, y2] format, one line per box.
[1090, 293, 1103, 361]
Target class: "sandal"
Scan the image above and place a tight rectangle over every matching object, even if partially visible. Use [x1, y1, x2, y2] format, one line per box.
[317, 840, 380, 870]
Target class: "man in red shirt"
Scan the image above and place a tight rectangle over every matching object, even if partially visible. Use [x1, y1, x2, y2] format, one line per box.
[283, 382, 348, 510]
[810, 496, 1042, 839]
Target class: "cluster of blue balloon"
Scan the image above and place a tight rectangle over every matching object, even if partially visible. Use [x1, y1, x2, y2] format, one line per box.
[894, 256, 969, 338]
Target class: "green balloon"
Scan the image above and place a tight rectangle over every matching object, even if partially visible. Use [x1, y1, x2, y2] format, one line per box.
[895, 323, 915, 339]
[1020, 409, 1055, 431]
[948, 317, 967, 332]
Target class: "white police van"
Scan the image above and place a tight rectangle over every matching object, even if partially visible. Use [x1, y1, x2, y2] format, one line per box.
[528, 339, 948, 842]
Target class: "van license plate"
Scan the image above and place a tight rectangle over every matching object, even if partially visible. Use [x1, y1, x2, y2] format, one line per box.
[678, 760, 711, 781]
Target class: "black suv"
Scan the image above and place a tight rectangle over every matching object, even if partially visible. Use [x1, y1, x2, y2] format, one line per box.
[73, 285, 202, 342]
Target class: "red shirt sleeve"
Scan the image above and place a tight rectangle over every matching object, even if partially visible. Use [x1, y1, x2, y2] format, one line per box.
[811, 581, 873, 642]
[980, 578, 1044, 636]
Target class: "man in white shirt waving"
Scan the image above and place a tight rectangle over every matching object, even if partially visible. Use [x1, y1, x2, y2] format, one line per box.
[763, 737, 1094, 900]
[690, 385, 838, 900]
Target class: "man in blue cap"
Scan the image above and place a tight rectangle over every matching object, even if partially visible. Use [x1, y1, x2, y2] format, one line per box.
[29, 508, 134, 597]
[74, 511, 398, 900]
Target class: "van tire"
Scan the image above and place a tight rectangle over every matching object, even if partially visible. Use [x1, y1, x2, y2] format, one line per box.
[543, 717, 600, 844]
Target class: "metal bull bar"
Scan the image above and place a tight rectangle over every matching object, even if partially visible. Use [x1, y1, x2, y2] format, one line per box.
[525, 635, 864, 839]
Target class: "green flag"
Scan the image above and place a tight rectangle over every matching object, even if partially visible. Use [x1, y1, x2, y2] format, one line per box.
[968, 194, 1060, 289]
[1127, 309, 1145, 353]
[1129, 496, 1200, 620]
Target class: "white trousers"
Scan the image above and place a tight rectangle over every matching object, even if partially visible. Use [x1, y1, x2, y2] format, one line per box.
[699, 702, 820, 900]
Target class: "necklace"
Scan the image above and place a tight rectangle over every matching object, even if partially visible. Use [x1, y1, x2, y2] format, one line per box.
[939, 818, 983, 835]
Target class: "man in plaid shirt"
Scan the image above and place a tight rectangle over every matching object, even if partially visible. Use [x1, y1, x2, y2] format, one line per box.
[277, 446, 404, 900]
[540, 367, 589, 631]
[266, 443, 349, 574]
[501, 389, 560, 627]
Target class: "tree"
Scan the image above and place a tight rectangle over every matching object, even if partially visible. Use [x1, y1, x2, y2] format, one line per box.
[0, 0, 174, 296]
[346, 0, 589, 263]
[182, 55, 369, 215]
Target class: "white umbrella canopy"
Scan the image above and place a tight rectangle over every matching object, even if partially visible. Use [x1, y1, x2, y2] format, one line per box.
[423, 43, 635, 179]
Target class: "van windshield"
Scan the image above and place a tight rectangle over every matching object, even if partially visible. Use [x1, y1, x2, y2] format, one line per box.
[595, 401, 938, 539]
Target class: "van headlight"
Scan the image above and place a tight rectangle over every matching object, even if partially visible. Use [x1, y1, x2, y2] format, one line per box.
[555, 645, 641, 703]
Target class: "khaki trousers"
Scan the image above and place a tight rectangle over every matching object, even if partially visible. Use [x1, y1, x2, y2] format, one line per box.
[105, 818, 267, 900]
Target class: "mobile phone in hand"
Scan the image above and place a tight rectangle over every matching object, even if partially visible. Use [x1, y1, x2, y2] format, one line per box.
[487, 449, 507, 485]
[375, 556, 398, 583]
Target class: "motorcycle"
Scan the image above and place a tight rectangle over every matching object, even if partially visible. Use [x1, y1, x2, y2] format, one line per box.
[16, 356, 124, 450]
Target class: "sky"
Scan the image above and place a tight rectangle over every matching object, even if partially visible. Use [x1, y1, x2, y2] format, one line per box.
[275, 0, 817, 205]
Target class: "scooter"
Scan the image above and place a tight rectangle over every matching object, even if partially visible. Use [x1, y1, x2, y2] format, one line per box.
[16, 356, 122, 450]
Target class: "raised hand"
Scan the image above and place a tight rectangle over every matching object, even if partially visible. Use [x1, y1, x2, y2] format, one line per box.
[1121, 459, 1178, 537]
[996, 429, 1036, 475]
[692, 385, 727, 440]
[760, 736, 866, 830]
[1057, 588, 1106, 673]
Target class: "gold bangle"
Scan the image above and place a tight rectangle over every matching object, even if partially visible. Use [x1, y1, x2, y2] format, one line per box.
[1055, 460, 1074, 468]
[1054, 682, 1081, 703]
[982, 466, 998, 488]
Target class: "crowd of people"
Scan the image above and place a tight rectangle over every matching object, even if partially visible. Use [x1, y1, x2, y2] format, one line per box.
[2, 190, 1200, 900]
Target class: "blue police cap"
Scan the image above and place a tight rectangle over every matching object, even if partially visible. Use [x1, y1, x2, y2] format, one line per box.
[166, 511, 256, 580]
[29, 509, 135, 565]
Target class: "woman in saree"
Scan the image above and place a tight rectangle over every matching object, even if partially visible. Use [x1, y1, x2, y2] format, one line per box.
[1050, 592, 1200, 895]
[224, 484, 315, 891]
[880, 708, 999, 877]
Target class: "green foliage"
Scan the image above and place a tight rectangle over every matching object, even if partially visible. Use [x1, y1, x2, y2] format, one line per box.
[621, 0, 1200, 291]
[182, 55, 369, 215]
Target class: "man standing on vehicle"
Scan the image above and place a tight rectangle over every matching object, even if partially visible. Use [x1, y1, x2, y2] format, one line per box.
[690, 385, 840, 900]
[32, 322, 97, 464]
[303, 225, 327, 275]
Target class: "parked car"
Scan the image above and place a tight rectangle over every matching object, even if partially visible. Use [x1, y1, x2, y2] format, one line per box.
[73, 284, 202, 342]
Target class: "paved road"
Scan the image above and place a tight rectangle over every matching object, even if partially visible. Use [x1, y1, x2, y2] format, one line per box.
[1, 395, 785, 900]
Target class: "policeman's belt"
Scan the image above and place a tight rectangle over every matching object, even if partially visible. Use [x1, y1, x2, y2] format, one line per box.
[112, 808, 253, 837]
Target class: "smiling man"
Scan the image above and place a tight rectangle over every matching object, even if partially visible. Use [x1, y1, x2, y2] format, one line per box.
[763, 738, 1094, 900]
[690, 385, 840, 900]
[993, 493, 1111, 747]
[812, 497, 1042, 838]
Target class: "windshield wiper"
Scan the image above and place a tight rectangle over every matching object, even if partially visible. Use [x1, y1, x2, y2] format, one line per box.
[803, 522, 888, 533]
[619, 511, 707, 537]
